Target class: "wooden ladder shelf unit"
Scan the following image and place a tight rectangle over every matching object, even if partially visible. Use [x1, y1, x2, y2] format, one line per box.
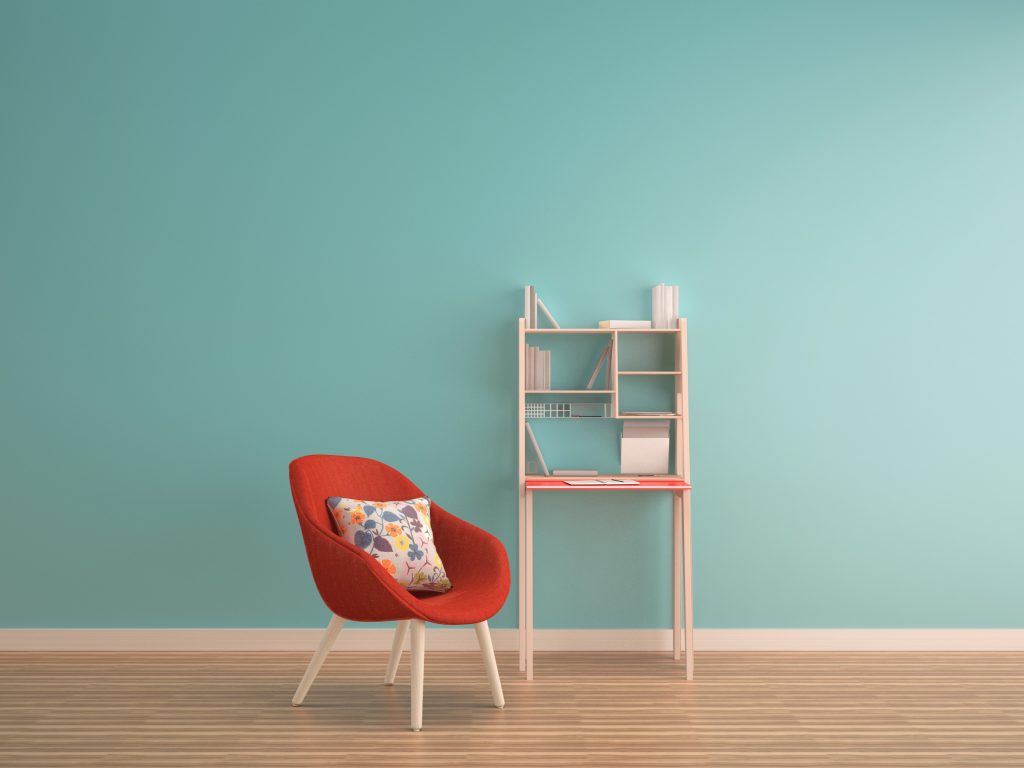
[517, 318, 694, 681]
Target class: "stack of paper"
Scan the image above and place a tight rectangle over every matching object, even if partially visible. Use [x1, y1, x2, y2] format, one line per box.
[525, 345, 551, 390]
[652, 284, 679, 329]
[564, 478, 640, 486]
[598, 320, 652, 329]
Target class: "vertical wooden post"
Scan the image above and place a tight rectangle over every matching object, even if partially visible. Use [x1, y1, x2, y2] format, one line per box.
[673, 493, 682, 660]
[518, 319, 527, 672]
[678, 318, 693, 680]
[525, 489, 534, 681]
[610, 330, 619, 417]
[678, 319, 690, 483]
[683, 491, 693, 680]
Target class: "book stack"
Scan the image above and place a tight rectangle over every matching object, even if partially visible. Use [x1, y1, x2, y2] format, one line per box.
[652, 284, 679, 329]
[524, 286, 560, 329]
[525, 345, 551, 390]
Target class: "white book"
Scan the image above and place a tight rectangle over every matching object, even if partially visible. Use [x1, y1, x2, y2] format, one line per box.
[537, 297, 560, 329]
[652, 284, 662, 328]
[585, 345, 610, 389]
[544, 350, 551, 389]
[671, 285, 678, 326]
[525, 423, 549, 476]
[598, 320, 652, 329]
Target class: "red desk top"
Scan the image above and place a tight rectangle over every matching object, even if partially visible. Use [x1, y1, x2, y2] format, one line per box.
[526, 478, 691, 491]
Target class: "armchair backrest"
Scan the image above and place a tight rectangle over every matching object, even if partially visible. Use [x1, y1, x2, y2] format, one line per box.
[289, 455, 435, 621]
[289, 455, 425, 537]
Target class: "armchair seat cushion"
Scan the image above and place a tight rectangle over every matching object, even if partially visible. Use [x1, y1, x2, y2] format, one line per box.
[407, 575, 510, 626]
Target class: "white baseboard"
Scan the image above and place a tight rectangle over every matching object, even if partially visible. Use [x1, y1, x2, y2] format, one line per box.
[2, 628, 1023, 652]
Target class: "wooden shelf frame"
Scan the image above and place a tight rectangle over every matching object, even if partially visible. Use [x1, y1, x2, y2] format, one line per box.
[517, 319, 689, 435]
[524, 327, 680, 334]
[618, 370, 683, 375]
[525, 389, 614, 394]
[517, 315, 693, 682]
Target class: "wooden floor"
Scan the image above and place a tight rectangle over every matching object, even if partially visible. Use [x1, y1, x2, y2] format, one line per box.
[2, 651, 1023, 767]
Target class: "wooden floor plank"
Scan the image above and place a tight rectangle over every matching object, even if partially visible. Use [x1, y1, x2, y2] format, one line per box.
[1, 651, 1022, 767]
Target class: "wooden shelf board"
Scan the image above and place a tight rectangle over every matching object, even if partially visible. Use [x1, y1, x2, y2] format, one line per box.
[526, 389, 614, 394]
[525, 328, 611, 334]
[618, 413, 681, 419]
[526, 416, 615, 420]
[524, 327, 681, 334]
[618, 371, 683, 375]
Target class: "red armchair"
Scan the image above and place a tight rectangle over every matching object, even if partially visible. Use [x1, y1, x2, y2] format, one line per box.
[288, 455, 510, 730]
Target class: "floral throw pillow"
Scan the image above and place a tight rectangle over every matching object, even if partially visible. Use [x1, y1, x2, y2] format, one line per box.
[326, 496, 452, 593]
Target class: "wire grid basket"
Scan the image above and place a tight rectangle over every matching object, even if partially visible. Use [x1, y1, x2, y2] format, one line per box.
[526, 402, 571, 418]
[525, 402, 609, 418]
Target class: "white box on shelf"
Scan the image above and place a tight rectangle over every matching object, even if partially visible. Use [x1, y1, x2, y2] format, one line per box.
[620, 420, 670, 474]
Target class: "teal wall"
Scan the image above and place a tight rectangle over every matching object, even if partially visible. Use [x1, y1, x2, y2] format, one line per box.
[3, 0, 1023, 629]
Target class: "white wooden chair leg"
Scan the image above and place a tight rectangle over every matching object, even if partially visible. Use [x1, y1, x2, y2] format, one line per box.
[384, 620, 410, 686]
[474, 620, 505, 708]
[292, 614, 344, 706]
[409, 619, 426, 731]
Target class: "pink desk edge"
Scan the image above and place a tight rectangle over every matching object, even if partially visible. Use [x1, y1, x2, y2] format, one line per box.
[525, 479, 692, 491]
